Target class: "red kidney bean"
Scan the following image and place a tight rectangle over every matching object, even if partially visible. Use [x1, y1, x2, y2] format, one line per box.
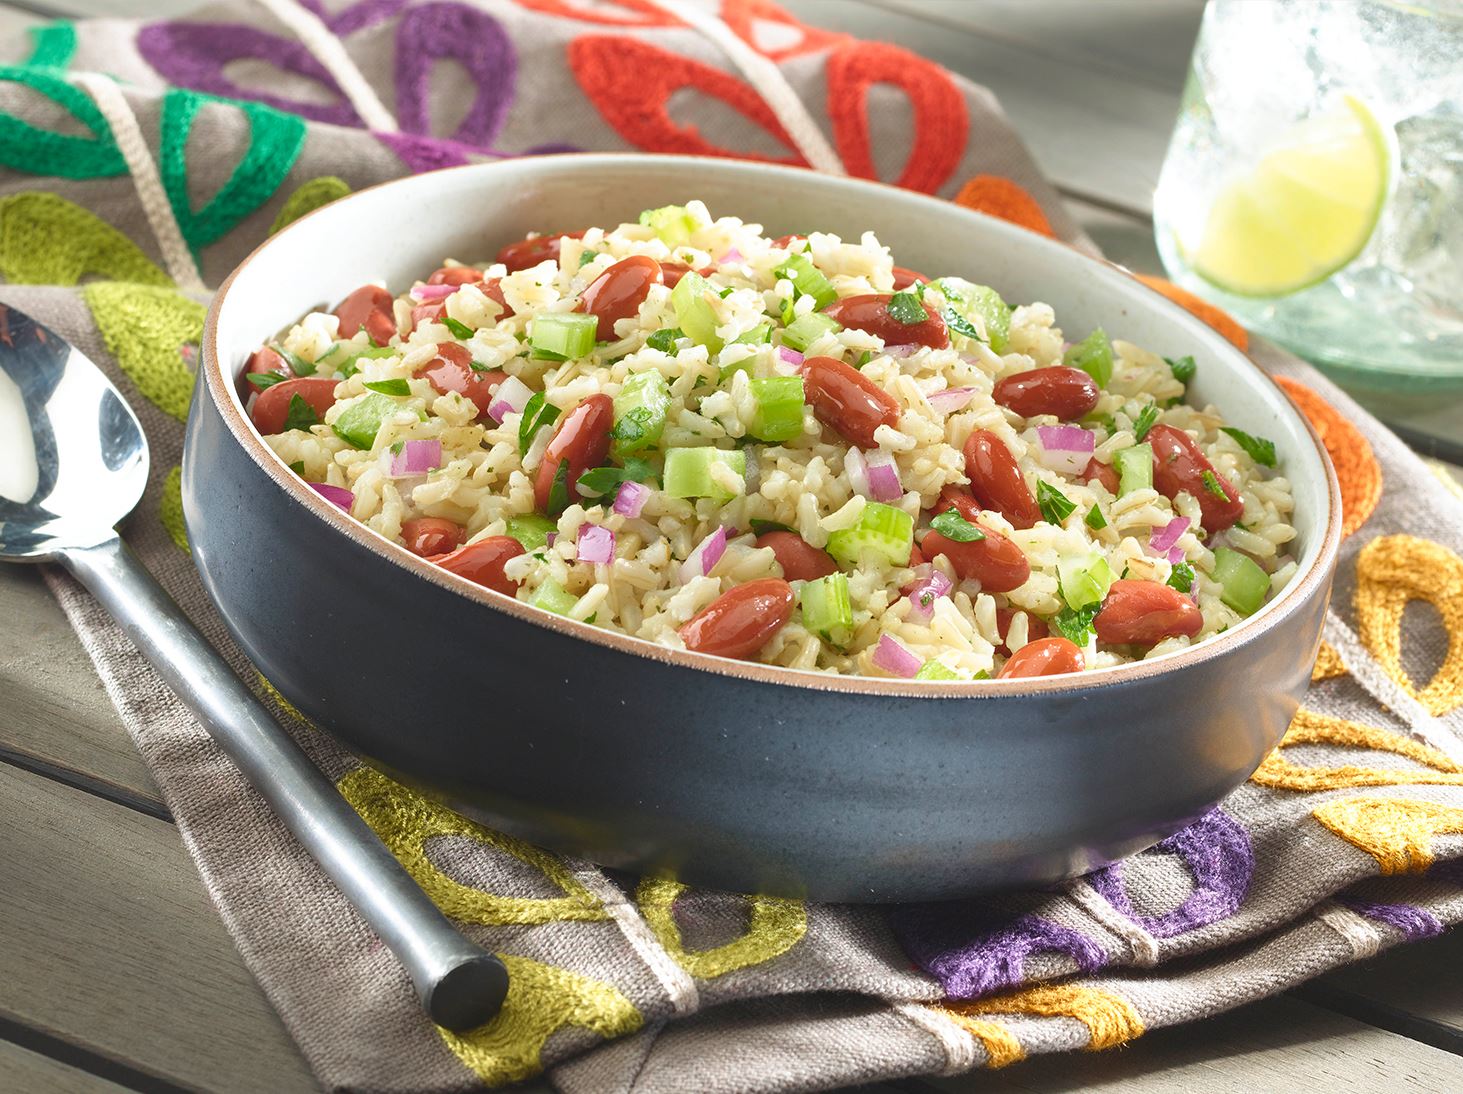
[245, 346, 290, 379]
[427, 265, 483, 286]
[963, 430, 1040, 529]
[576, 255, 662, 341]
[935, 486, 981, 522]
[994, 607, 1050, 656]
[400, 517, 464, 558]
[250, 377, 338, 435]
[496, 230, 584, 272]
[432, 536, 525, 597]
[534, 393, 614, 514]
[1082, 457, 1120, 495]
[822, 293, 949, 350]
[802, 355, 901, 449]
[410, 302, 445, 332]
[756, 531, 837, 582]
[334, 284, 396, 345]
[891, 266, 930, 290]
[907, 541, 926, 568]
[659, 261, 693, 288]
[997, 636, 1085, 679]
[679, 578, 796, 659]
[1094, 579, 1203, 646]
[1146, 424, 1245, 533]
[992, 366, 1099, 420]
[919, 528, 1031, 593]
[414, 342, 504, 417]
[477, 277, 514, 318]
[771, 234, 806, 250]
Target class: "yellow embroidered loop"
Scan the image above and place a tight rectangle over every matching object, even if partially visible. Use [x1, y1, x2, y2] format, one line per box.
[933, 1007, 1026, 1068]
[339, 767, 608, 925]
[1312, 640, 1347, 682]
[438, 953, 642, 1086]
[634, 876, 807, 979]
[1354, 535, 1463, 716]
[949, 985, 1143, 1052]
[255, 671, 312, 728]
[1313, 797, 1463, 874]
[1250, 708, 1463, 792]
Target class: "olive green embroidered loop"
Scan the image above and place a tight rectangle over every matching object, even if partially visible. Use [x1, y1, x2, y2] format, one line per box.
[0, 192, 171, 286]
[160, 464, 190, 553]
[0, 66, 125, 179]
[84, 282, 204, 422]
[24, 22, 76, 71]
[270, 175, 351, 234]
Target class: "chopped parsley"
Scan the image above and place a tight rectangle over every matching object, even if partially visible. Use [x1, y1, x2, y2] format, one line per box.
[1201, 470, 1230, 500]
[1132, 404, 1159, 442]
[578, 250, 598, 266]
[546, 458, 571, 514]
[518, 391, 561, 452]
[245, 371, 288, 390]
[1084, 502, 1108, 530]
[646, 327, 683, 353]
[1165, 355, 1197, 385]
[575, 457, 656, 498]
[273, 345, 315, 377]
[287, 460, 305, 475]
[1037, 481, 1077, 525]
[1167, 561, 1196, 594]
[1219, 426, 1277, 467]
[363, 378, 410, 396]
[468, 360, 492, 373]
[441, 315, 474, 339]
[886, 290, 927, 326]
[1051, 602, 1101, 646]
[281, 393, 320, 432]
[610, 405, 655, 448]
[750, 519, 796, 536]
[930, 508, 986, 543]
[854, 349, 873, 369]
[943, 307, 984, 342]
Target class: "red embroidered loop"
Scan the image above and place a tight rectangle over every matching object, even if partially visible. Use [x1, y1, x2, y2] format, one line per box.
[723, 0, 850, 61]
[512, 0, 679, 27]
[826, 41, 968, 194]
[568, 35, 808, 165]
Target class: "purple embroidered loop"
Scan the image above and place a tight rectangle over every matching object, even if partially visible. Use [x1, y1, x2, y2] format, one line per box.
[137, 22, 359, 127]
[1088, 808, 1254, 939]
[394, 2, 517, 146]
[375, 130, 473, 173]
[297, 0, 409, 36]
[1339, 898, 1444, 941]
[889, 906, 1105, 1000]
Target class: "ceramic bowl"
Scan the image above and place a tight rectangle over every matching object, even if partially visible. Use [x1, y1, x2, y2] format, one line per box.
[186, 155, 1340, 901]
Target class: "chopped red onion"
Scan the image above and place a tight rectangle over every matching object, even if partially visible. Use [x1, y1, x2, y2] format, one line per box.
[310, 482, 353, 512]
[1167, 546, 1187, 567]
[577, 523, 615, 565]
[864, 449, 903, 502]
[410, 283, 456, 303]
[389, 438, 441, 477]
[927, 387, 975, 415]
[872, 634, 921, 678]
[906, 568, 953, 621]
[613, 480, 650, 519]
[1149, 516, 1191, 554]
[545, 531, 557, 548]
[773, 346, 804, 375]
[679, 525, 728, 583]
[1034, 425, 1094, 476]
[882, 343, 919, 359]
[719, 247, 744, 264]
[487, 374, 533, 424]
[845, 447, 870, 498]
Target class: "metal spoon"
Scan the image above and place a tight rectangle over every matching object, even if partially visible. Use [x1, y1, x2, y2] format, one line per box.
[0, 304, 507, 1032]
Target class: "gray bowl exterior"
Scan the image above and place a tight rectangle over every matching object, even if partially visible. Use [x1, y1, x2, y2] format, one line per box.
[186, 155, 1339, 902]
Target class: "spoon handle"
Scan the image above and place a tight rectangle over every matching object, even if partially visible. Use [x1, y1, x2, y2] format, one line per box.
[60, 536, 508, 1032]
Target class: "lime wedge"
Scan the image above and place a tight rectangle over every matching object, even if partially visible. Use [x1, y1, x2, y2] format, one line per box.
[1189, 95, 1389, 298]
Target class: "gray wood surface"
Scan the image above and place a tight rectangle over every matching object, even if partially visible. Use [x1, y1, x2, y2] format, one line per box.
[0, 1040, 132, 1094]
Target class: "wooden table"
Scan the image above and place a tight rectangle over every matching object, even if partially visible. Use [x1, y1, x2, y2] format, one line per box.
[3, 2, 1461, 1091]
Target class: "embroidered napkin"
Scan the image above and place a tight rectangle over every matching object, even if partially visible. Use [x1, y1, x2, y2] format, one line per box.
[3, 3, 1462, 1091]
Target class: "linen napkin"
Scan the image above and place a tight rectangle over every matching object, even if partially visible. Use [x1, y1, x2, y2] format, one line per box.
[3, 2, 1462, 1090]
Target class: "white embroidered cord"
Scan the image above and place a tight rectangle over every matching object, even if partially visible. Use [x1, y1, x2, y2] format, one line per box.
[1323, 608, 1463, 760]
[1065, 879, 1160, 967]
[643, 0, 846, 175]
[70, 73, 207, 295]
[893, 1002, 980, 1074]
[253, 0, 398, 132]
[1315, 900, 1383, 961]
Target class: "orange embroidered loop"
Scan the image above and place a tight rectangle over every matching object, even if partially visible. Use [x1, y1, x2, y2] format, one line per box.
[1312, 639, 1347, 682]
[1133, 274, 1248, 351]
[949, 984, 1143, 1052]
[1313, 797, 1463, 875]
[953, 175, 1055, 238]
[1273, 376, 1381, 538]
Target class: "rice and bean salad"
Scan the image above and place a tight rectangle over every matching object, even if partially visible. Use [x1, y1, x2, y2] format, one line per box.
[242, 201, 1297, 681]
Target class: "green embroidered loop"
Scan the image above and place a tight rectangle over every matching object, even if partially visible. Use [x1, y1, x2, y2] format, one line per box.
[270, 175, 351, 234]
[24, 22, 77, 71]
[0, 66, 124, 179]
[0, 192, 171, 286]
[160, 88, 307, 255]
[84, 282, 204, 422]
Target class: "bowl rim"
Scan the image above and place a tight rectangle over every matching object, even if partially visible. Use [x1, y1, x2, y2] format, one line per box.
[200, 153, 1342, 698]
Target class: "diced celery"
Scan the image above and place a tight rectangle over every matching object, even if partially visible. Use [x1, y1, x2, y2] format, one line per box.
[915, 659, 960, 681]
[671, 271, 723, 355]
[735, 323, 773, 345]
[747, 376, 805, 442]
[800, 571, 853, 646]
[1058, 552, 1116, 610]
[1114, 443, 1153, 496]
[505, 514, 557, 552]
[1213, 547, 1269, 616]
[611, 370, 671, 458]
[936, 278, 1012, 352]
[529, 577, 579, 616]
[530, 313, 597, 360]
[638, 204, 698, 246]
[331, 392, 399, 450]
[826, 502, 914, 569]
[1064, 328, 1114, 387]
[662, 447, 746, 501]
[775, 252, 837, 309]
[782, 312, 841, 352]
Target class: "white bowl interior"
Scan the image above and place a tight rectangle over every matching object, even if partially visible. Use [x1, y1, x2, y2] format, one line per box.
[216, 155, 1332, 639]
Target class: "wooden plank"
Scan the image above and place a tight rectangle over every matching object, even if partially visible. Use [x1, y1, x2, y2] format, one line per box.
[0, 1039, 132, 1094]
[782, 0, 1182, 214]
[0, 763, 317, 1092]
[926, 993, 1463, 1093]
